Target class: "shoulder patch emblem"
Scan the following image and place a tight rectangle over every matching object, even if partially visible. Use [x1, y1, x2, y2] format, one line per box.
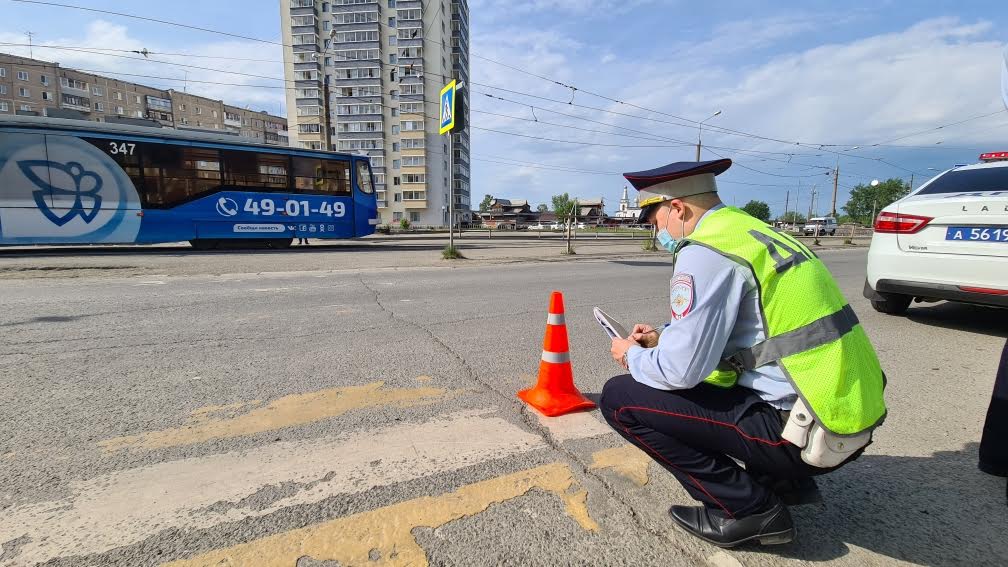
[670, 274, 695, 320]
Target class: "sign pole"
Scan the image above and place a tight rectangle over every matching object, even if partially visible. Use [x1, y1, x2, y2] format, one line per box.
[449, 130, 454, 249]
[439, 79, 460, 251]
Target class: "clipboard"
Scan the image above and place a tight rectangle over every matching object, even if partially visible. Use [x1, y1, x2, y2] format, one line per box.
[593, 307, 629, 340]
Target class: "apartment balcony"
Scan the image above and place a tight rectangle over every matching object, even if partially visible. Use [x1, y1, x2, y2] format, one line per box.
[403, 199, 427, 209]
[60, 101, 91, 113]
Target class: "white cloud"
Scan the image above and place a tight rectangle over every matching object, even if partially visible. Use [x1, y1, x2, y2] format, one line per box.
[467, 16, 1008, 212]
[0, 20, 286, 115]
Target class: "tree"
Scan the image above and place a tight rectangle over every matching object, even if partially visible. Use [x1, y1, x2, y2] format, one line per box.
[479, 194, 494, 212]
[552, 193, 575, 220]
[537, 203, 548, 213]
[741, 200, 771, 222]
[779, 211, 806, 225]
[843, 178, 910, 225]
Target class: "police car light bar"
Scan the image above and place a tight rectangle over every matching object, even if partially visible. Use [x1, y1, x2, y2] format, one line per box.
[979, 151, 1008, 162]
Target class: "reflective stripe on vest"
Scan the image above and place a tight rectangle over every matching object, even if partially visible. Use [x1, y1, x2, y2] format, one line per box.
[725, 304, 860, 371]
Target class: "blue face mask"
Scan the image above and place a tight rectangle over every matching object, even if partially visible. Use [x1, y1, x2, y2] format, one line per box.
[656, 228, 677, 252]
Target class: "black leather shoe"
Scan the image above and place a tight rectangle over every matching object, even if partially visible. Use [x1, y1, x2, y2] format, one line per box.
[669, 502, 794, 548]
[755, 475, 823, 506]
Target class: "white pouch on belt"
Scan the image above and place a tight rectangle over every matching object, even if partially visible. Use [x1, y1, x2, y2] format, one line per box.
[781, 398, 871, 468]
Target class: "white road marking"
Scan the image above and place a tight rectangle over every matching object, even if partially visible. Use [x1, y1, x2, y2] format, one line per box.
[532, 407, 613, 443]
[0, 409, 544, 566]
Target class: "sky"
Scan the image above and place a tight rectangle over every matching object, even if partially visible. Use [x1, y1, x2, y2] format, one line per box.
[2, 0, 1007, 217]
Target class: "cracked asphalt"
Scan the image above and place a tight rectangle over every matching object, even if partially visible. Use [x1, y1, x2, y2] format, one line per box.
[0, 244, 1005, 566]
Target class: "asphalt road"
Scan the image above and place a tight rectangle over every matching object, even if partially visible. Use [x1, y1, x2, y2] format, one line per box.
[0, 246, 1005, 566]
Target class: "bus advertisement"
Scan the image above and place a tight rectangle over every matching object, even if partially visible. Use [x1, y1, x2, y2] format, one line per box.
[0, 116, 379, 249]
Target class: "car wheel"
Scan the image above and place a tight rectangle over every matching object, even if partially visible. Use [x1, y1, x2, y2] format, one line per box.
[870, 292, 912, 315]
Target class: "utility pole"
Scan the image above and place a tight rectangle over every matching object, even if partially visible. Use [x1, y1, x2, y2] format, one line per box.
[783, 189, 790, 227]
[908, 173, 914, 192]
[25, 31, 34, 59]
[795, 183, 801, 227]
[830, 156, 839, 218]
[870, 198, 877, 227]
[322, 74, 332, 151]
[696, 110, 722, 161]
[807, 186, 816, 221]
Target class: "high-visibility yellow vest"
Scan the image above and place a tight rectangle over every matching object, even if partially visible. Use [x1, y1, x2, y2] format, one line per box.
[675, 206, 886, 435]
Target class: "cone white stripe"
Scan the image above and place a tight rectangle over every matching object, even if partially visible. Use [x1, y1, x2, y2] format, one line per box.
[541, 350, 571, 364]
[546, 313, 566, 326]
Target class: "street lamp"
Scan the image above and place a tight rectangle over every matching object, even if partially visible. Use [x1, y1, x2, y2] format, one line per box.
[696, 110, 722, 161]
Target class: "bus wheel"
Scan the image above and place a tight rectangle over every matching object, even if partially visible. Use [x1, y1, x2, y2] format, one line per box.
[189, 239, 219, 250]
[267, 238, 293, 249]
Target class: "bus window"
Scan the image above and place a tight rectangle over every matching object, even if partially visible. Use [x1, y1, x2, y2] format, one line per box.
[221, 150, 289, 189]
[140, 145, 222, 208]
[82, 137, 145, 193]
[292, 156, 351, 195]
[356, 160, 374, 194]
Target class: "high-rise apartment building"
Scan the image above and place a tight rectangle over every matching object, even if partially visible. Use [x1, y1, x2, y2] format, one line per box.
[280, 0, 471, 226]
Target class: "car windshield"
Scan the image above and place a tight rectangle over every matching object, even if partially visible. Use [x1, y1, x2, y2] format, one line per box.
[915, 167, 1008, 195]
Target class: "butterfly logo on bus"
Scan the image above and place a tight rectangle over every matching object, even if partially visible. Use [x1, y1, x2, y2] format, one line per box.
[17, 160, 104, 226]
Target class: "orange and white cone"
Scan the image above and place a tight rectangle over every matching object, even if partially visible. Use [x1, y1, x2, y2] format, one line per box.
[518, 291, 596, 417]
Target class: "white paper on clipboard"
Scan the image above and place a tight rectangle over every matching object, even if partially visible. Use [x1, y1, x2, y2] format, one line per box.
[593, 307, 629, 340]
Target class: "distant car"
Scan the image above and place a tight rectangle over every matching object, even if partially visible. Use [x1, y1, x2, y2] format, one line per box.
[549, 222, 564, 230]
[802, 217, 838, 236]
[576, 222, 587, 229]
[864, 152, 1008, 315]
[527, 223, 547, 230]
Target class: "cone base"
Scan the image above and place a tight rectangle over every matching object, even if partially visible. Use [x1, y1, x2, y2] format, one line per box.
[518, 386, 596, 417]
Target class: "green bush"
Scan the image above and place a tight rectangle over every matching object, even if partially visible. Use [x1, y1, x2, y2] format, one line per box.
[442, 245, 465, 259]
[400, 218, 411, 230]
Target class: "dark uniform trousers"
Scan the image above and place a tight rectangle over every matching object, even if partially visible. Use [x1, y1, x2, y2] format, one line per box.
[979, 338, 1008, 478]
[600, 374, 847, 519]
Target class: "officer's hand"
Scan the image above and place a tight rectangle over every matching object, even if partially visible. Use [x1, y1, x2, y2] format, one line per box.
[631, 323, 655, 335]
[611, 337, 637, 370]
[630, 332, 659, 349]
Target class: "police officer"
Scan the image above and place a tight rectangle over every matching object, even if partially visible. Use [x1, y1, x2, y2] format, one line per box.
[979, 338, 1008, 503]
[599, 159, 887, 548]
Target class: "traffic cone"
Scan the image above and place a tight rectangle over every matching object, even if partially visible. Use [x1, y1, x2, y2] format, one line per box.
[518, 291, 596, 417]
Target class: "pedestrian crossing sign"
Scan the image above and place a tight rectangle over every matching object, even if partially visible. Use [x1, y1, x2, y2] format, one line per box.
[439, 80, 456, 135]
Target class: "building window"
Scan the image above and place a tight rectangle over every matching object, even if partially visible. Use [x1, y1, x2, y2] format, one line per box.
[19, 104, 31, 112]
[322, 1, 328, 11]
[323, 21, 330, 31]
[392, 142, 400, 151]
[392, 159, 400, 169]
[0, 68, 5, 78]
[391, 125, 399, 134]
[389, 35, 397, 46]
[409, 212, 419, 222]
[17, 71, 28, 81]
[136, 110, 144, 118]
[135, 95, 142, 104]
[92, 86, 104, 96]
[389, 17, 396, 27]
[393, 211, 402, 221]
[196, 107, 202, 115]
[42, 91, 53, 101]
[394, 192, 401, 202]
[212, 110, 218, 118]
[388, 0, 395, 7]
[390, 90, 398, 100]
[179, 104, 186, 111]
[389, 54, 397, 64]
[0, 102, 8, 112]
[393, 176, 400, 186]
[40, 75, 49, 86]
[95, 102, 105, 111]
[116, 106, 124, 115]
[18, 87, 30, 98]
[0, 85, 6, 95]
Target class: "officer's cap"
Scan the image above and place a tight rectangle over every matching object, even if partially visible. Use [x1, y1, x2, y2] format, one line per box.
[624, 159, 732, 222]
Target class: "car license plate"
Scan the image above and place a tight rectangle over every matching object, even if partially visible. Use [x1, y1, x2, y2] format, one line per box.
[945, 226, 1008, 242]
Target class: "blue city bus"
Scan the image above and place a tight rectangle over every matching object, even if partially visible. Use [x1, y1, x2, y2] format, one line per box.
[0, 116, 378, 249]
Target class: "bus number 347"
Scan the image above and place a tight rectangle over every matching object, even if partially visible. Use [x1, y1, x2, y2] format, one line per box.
[242, 198, 345, 217]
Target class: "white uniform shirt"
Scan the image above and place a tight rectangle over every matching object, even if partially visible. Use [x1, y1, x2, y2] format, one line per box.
[625, 207, 798, 410]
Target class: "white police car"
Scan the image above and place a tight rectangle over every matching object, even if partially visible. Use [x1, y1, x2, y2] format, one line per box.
[864, 152, 1008, 314]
